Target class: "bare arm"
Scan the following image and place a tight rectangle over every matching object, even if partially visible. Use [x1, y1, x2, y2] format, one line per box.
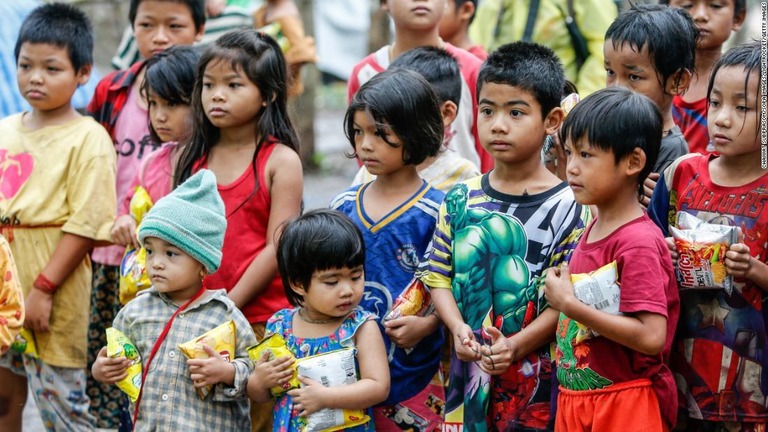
[228, 145, 303, 308]
[431, 287, 480, 361]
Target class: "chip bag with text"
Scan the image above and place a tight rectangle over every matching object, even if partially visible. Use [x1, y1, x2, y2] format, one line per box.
[106, 327, 142, 402]
[671, 211, 738, 294]
[384, 278, 433, 321]
[570, 261, 622, 343]
[119, 186, 153, 304]
[247, 333, 300, 396]
[178, 320, 237, 399]
[295, 348, 370, 431]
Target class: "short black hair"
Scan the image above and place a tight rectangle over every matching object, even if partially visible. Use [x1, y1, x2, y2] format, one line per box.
[707, 41, 762, 135]
[605, 4, 697, 89]
[390, 46, 462, 106]
[14, 3, 93, 72]
[345, 69, 443, 165]
[560, 87, 662, 196]
[277, 209, 366, 307]
[659, 0, 747, 20]
[129, 0, 206, 32]
[478, 41, 565, 118]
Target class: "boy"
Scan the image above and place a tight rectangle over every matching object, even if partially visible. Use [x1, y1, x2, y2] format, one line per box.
[661, 0, 746, 155]
[421, 41, 590, 432]
[93, 170, 257, 430]
[351, 46, 480, 192]
[438, 0, 487, 60]
[544, 87, 679, 430]
[347, 0, 491, 172]
[0, 3, 117, 430]
[604, 3, 696, 177]
[86, 0, 205, 428]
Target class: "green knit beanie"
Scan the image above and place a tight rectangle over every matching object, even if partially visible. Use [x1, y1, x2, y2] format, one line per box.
[138, 169, 226, 273]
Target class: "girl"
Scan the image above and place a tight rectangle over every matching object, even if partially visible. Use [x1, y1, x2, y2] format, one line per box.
[648, 42, 767, 431]
[330, 69, 445, 430]
[247, 209, 390, 431]
[174, 29, 303, 430]
[111, 45, 200, 250]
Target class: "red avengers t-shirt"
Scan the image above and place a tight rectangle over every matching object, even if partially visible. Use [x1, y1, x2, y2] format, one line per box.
[556, 214, 680, 427]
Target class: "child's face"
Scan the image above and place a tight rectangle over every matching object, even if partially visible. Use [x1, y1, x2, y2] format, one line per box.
[604, 40, 669, 111]
[292, 266, 365, 322]
[353, 110, 407, 177]
[563, 139, 634, 206]
[384, 0, 447, 32]
[708, 66, 760, 158]
[148, 89, 192, 143]
[666, 0, 744, 50]
[201, 60, 264, 130]
[133, 0, 203, 60]
[16, 42, 90, 113]
[477, 82, 560, 167]
[438, 1, 462, 40]
[144, 236, 205, 303]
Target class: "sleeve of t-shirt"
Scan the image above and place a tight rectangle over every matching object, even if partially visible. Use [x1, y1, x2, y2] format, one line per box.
[420, 201, 453, 290]
[616, 245, 670, 317]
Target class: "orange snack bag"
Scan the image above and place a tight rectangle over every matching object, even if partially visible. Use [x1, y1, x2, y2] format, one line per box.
[384, 279, 433, 321]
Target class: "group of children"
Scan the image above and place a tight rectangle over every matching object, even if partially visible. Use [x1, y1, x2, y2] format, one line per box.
[0, 0, 764, 432]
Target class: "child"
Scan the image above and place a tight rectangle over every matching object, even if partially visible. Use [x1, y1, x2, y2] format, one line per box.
[174, 28, 304, 431]
[604, 3, 696, 176]
[543, 87, 679, 431]
[351, 46, 480, 193]
[439, 0, 487, 60]
[0, 4, 117, 430]
[86, 1, 205, 426]
[420, 41, 590, 431]
[247, 209, 390, 431]
[348, 0, 490, 172]
[111, 45, 201, 250]
[331, 69, 445, 430]
[92, 169, 257, 430]
[649, 42, 767, 431]
[0, 235, 23, 356]
[662, 0, 746, 155]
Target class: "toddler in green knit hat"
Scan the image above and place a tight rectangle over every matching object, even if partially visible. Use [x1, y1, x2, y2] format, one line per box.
[92, 169, 258, 430]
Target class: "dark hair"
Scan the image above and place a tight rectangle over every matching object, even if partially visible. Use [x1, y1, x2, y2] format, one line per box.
[14, 3, 93, 72]
[277, 209, 366, 306]
[129, 0, 206, 32]
[559, 87, 662, 196]
[659, 0, 747, 21]
[345, 69, 443, 165]
[141, 46, 201, 144]
[478, 41, 565, 117]
[175, 29, 299, 187]
[605, 4, 697, 90]
[391, 46, 462, 106]
[707, 41, 762, 136]
[563, 80, 578, 98]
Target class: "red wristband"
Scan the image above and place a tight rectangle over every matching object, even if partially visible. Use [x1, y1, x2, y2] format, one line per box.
[34, 273, 58, 294]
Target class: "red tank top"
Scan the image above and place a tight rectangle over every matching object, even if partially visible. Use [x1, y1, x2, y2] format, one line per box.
[200, 140, 288, 323]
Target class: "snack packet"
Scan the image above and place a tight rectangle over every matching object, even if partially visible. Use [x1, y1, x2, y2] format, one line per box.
[384, 279, 433, 321]
[178, 320, 237, 399]
[670, 211, 738, 294]
[295, 348, 370, 432]
[247, 333, 300, 396]
[10, 328, 38, 357]
[106, 327, 142, 402]
[569, 261, 622, 343]
[257, 22, 290, 53]
[119, 186, 154, 304]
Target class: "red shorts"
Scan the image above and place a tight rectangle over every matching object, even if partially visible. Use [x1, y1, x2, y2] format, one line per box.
[556, 379, 669, 432]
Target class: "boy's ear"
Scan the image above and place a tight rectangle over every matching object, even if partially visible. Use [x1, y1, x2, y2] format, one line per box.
[458, 1, 475, 21]
[76, 64, 92, 86]
[624, 147, 646, 176]
[544, 107, 565, 136]
[731, 7, 746, 32]
[195, 24, 206, 43]
[440, 100, 458, 128]
[666, 69, 692, 96]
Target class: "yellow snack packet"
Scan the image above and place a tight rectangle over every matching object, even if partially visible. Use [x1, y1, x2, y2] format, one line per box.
[119, 186, 154, 304]
[178, 320, 237, 399]
[247, 333, 299, 396]
[10, 328, 38, 357]
[106, 327, 142, 402]
[296, 348, 371, 432]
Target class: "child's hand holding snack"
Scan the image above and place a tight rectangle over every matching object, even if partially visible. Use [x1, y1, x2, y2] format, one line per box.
[187, 343, 235, 388]
[92, 346, 133, 384]
[111, 214, 139, 249]
[453, 323, 481, 362]
[251, 350, 295, 393]
[544, 263, 575, 312]
[288, 375, 329, 417]
[384, 315, 438, 349]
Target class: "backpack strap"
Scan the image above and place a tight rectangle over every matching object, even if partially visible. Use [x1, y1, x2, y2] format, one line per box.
[559, 0, 590, 70]
[523, 0, 541, 42]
